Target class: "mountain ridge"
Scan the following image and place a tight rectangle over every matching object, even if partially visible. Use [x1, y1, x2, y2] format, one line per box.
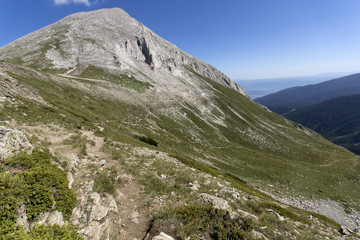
[255, 73, 360, 114]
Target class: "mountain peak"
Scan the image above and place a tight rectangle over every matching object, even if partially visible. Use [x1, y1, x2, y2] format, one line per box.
[0, 8, 246, 95]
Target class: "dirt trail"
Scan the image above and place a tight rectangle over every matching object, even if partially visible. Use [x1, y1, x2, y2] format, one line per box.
[22, 125, 151, 240]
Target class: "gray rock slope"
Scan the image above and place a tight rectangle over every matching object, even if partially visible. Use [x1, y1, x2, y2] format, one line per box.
[0, 8, 246, 96]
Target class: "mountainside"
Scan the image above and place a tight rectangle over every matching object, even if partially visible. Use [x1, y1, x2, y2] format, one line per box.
[255, 73, 360, 114]
[1, 8, 360, 239]
[285, 94, 360, 155]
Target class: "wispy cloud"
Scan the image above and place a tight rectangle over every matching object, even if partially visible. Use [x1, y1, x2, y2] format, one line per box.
[53, 0, 96, 7]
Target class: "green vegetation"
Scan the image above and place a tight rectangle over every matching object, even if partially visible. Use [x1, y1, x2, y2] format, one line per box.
[152, 205, 253, 239]
[134, 135, 158, 147]
[3, 62, 360, 213]
[0, 149, 79, 239]
[62, 133, 95, 158]
[79, 65, 152, 93]
[0, 224, 83, 240]
[93, 167, 117, 195]
[285, 93, 360, 154]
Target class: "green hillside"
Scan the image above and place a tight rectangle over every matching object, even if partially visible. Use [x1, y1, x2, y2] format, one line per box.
[1, 62, 359, 212]
[285, 93, 360, 155]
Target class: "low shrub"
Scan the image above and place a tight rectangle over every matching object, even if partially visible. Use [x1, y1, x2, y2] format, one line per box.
[134, 135, 158, 147]
[0, 149, 78, 238]
[153, 205, 253, 239]
[93, 170, 116, 194]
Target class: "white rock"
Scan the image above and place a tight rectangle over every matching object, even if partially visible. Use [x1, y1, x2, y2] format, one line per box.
[0, 126, 32, 160]
[152, 232, 175, 240]
[15, 204, 29, 231]
[251, 230, 269, 240]
[130, 211, 139, 224]
[199, 193, 231, 211]
[33, 211, 65, 227]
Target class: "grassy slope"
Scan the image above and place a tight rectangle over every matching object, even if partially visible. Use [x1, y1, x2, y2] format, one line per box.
[2, 62, 359, 211]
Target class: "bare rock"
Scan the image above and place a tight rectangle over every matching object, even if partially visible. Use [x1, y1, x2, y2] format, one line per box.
[251, 230, 269, 240]
[79, 219, 110, 240]
[15, 204, 29, 231]
[32, 211, 65, 227]
[199, 193, 231, 211]
[0, 126, 32, 160]
[152, 232, 175, 240]
[237, 209, 258, 220]
[339, 225, 353, 235]
[130, 210, 139, 224]
[89, 192, 116, 222]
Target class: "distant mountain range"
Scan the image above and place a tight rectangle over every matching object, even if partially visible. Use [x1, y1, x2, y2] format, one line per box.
[284, 94, 360, 154]
[235, 72, 355, 99]
[255, 73, 360, 114]
[256, 73, 360, 155]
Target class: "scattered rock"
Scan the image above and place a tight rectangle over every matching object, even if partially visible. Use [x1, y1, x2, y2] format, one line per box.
[219, 187, 241, 199]
[152, 232, 175, 240]
[339, 225, 353, 235]
[188, 181, 200, 191]
[251, 229, 269, 240]
[98, 159, 107, 166]
[0, 126, 32, 159]
[130, 211, 139, 224]
[266, 209, 285, 221]
[237, 209, 258, 220]
[199, 193, 231, 211]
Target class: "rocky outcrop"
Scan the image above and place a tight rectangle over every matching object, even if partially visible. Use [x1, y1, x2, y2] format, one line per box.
[0, 126, 32, 160]
[199, 193, 231, 211]
[70, 181, 118, 240]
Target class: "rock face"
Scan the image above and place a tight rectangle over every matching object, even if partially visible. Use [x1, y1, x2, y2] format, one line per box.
[0, 126, 32, 160]
[0, 8, 246, 96]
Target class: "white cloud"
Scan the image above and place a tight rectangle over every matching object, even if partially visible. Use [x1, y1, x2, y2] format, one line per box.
[53, 0, 93, 7]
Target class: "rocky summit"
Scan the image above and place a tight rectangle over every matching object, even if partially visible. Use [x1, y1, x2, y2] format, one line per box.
[0, 8, 360, 240]
[0, 8, 245, 96]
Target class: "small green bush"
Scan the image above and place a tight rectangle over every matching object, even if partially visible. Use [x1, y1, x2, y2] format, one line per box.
[93, 170, 115, 194]
[0, 149, 78, 238]
[154, 205, 253, 239]
[28, 224, 83, 240]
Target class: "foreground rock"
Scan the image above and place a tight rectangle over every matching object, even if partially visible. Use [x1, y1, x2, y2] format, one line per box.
[152, 232, 175, 240]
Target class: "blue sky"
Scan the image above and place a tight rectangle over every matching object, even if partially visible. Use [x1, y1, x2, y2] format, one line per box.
[1, 0, 360, 79]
